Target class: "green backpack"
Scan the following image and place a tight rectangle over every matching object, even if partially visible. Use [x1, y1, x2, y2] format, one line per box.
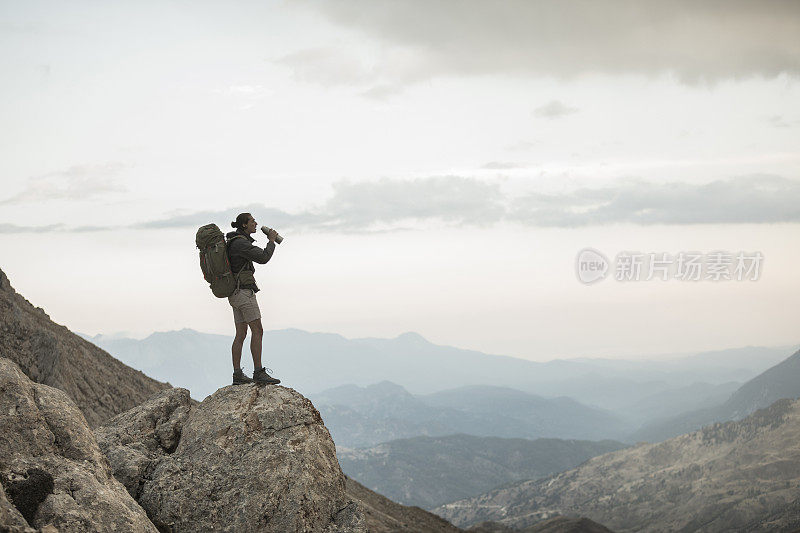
[196, 224, 241, 298]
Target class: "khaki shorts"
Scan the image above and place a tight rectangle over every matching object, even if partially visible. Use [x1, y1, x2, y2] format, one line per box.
[228, 289, 261, 324]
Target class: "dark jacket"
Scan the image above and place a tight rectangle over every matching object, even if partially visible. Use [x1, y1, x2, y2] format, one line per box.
[225, 229, 275, 293]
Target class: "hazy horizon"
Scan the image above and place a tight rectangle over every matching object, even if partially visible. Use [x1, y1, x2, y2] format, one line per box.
[76, 324, 800, 364]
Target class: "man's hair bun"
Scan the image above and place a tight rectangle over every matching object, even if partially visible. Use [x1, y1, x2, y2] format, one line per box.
[232, 212, 252, 231]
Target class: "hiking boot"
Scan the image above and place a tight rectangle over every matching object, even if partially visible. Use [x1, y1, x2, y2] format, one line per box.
[253, 367, 280, 385]
[232, 368, 253, 385]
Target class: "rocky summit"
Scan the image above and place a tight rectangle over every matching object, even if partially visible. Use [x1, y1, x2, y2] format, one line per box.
[95, 383, 365, 533]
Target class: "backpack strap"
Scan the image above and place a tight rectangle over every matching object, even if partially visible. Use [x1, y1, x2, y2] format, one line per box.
[227, 235, 252, 292]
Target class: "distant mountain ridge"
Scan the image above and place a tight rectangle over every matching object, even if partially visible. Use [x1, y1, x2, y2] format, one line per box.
[311, 381, 630, 447]
[632, 348, 800, 442]
[338, 434, 626, 509]
[86, 328, 795, 414]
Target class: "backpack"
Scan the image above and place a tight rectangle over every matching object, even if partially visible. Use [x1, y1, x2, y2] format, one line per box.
[195, 224, 240, 298]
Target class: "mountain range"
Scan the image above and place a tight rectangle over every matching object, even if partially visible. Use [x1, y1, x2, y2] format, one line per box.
[632, 347, 800, 442]
[84, 327, 795, 423]
[311, 381, 630, 447]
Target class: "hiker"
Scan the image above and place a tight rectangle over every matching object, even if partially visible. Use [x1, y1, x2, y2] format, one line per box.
[226, 212, 281, 386]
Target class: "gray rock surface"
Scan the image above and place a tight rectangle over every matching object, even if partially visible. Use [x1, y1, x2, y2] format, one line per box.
[97, 384, 367, 532]
[94, 387, 192, 499]
[0, 358, 157, 532]
[0, 267, 168, 427]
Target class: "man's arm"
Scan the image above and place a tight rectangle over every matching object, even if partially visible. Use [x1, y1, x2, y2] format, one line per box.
[233, 240, 276, 265]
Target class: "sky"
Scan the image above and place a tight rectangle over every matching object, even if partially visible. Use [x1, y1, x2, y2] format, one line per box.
[1, 0, 799, 361]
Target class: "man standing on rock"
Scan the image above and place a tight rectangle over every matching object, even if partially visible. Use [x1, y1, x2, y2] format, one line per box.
[226, 212, 281, 386]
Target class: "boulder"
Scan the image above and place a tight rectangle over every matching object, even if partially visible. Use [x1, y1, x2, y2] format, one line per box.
[96, 384, 366, 532]
[0, 358, 157, 532]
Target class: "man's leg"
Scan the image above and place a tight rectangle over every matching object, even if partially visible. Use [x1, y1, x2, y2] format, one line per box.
[232, 321, 249, 370]
[248, 318, 263, 370]
[250, 319, 280, 385]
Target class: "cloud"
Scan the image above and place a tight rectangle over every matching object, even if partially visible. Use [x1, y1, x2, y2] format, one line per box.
[533, 100, 579, 119]
[505, 141, 539, 152]
[508, 174, 800, 226]
[318, 176, 506, 229]
[136, 174, 800, 230]
[133, 205, 304, 231]
[275, 47, 376, 87]
[481, 161, 526, 170]
[0, 223, 65, 234]
[4, 175, 797, 233]
[306, 0, 800, 86]
[274, 46, 421, 97]
[766, 115, 799, 128]
[131, 177, 506, 233]
[359, 84, 405, 100]
[0, 163, 128, 205]
[227, 85, 267, 95]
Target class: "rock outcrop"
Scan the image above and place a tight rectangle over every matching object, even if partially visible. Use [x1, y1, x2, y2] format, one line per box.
[96, 384, 366, 532]
[0, 358, 157, 532]
[0, 267, 168, 427]
[436, 398, 800, 532]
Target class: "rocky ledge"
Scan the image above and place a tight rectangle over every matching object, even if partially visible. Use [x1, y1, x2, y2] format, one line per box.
[95, 383, 365, 533]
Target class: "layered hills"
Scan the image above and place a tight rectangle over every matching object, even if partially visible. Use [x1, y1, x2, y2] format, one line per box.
[338, 434, 625, 509]
[633, 348, 800, 442]
[311, 381, 628, 447]
[436, 398, 800, 532]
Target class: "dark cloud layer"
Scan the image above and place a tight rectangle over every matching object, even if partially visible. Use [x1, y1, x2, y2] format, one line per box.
[293, 0, 800, 89]
[2, 175, 797, 234]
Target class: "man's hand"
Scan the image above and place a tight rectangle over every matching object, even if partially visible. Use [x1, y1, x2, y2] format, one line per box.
[267, 228, 278, 242]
